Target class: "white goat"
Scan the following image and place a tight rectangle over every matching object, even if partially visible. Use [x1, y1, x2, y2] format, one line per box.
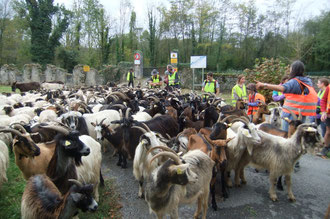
[145, 149, 215, 219]
[0, 140, 9, 189]
[132, 125, 168, 198]
[239, 123, 321, 202]
[225, 117, 261, 187]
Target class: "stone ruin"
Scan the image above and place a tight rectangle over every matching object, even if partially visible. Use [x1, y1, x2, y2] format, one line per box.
[0, 64, 20, 85]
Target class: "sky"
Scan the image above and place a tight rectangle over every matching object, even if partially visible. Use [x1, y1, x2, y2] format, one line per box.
[54, 0, 330, 31]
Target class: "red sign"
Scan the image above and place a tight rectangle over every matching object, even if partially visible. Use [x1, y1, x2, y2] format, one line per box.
[134, 53, 141, 60]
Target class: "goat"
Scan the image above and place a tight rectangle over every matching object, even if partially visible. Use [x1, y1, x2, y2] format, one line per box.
[12, 81, 40, 92]
[132, 125, 168, 198]
[145, 149, 215, 219]
[267, 102, 282, 128]
[21, 175, 98, 219]
[41, 82, 64, 90]
[0, 140, 9, 189]
[252, 101, 270, 124]
[223, 117, 261, 187]
[238, 123, 321, 202]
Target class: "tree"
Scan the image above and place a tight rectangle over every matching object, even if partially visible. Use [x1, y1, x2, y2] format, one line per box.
[148, 8, 156, 66]
[25, 0, 70, 66]
[128, 10, 136, 51]
[0, 0, 11, 65]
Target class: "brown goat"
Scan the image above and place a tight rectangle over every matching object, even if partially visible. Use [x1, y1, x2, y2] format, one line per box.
[166, 106, 178, 121]
[252, 102, 270, 124]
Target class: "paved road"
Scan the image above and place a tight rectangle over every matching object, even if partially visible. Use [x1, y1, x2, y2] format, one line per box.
[102, 149, 330, 219]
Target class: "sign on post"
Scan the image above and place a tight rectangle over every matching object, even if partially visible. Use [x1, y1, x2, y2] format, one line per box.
[171, 52, 178, 64]
[83, 65, 90, 72]
[134, 53, 141, 65]
[190, 56, 207, 69]
[190, 56, 207, 91]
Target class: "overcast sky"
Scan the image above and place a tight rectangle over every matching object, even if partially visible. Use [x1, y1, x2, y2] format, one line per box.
[55, 0, 330, 31]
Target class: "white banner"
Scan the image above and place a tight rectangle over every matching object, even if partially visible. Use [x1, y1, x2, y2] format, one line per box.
[190, 56, 207, 68]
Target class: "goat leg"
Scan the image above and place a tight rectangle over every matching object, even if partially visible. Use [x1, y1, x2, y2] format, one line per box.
[194, 196, 202, 219]
[121, 154, 128, 169]
[269, 173, 278, 202]
[116, 153, 122, 166]
[221, 170, 229, 198]
[226, 171, 233, 188]
[138, 180, 144, 199]
[285, 174, 296, 202]
[277, 176, 284, 191]
[210, 167, 218, 211]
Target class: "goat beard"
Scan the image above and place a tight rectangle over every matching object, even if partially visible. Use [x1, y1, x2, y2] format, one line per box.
[74, 155, 83, 166]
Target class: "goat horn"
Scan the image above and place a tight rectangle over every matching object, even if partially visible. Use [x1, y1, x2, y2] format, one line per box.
[68, 179, 83, 187]
[213, 99, 223, 106]
[9, 123, 27, 134]
[39, 125, 70, 136]
[298, 109, 302, 121]
[0, 128, 24, 137]
[240, 116, 250, 124]
[220, 115, 238, 123]
[147, 146, 178, 155]
[99, 118, 106, 126]
[267, 102, 280, 107]
[119, 109, 123, 118]
[125, 108, 131, 119]
[231, 118, 249, 125]
[132, 126, 147, 134]
[286, 108, 297, 121]
[142, 123, 151, 132]
[149, 151, 181, 167]
[111, 104, 126, 109]
[166, 133, 171, 139]
[111, 91, 128, 100]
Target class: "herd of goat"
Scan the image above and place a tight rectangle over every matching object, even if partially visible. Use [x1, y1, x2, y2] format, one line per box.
[0, 81, 322, 219]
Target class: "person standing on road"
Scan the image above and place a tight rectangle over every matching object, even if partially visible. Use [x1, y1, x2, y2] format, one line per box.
[319, 83, 330, 158]
[127, 68, 135, 88]
[312, 78, 329, 137]
[246, 83, 266, 121]
[256, 60, 318, 167]
[232, 74, 248, 106]
[202, 72, 220, 95]
[165, 65, 180, 89]
[148, 69, 163, 89]
[255, 60, 318, 132]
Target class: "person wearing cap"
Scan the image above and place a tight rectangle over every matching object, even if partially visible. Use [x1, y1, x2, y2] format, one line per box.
[148, 69, 163, 88]
[232, 74, 247, 105]
[202, 72, 220, 95]
[165, 65, 180, 89]
[127, 68, 135, 88]
[247, 83, 266, 120]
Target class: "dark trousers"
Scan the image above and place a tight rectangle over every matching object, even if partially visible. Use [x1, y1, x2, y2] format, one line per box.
[128, 81, 134, 88]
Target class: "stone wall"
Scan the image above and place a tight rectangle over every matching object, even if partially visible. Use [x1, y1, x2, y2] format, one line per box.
[0, 64, 20, 85]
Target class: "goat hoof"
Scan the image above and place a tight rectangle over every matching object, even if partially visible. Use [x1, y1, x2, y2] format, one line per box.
[234, 183, 241, 187]
[223, 193, 229, 199]
[116, 162, 121, 166]
[241, 180, 247, 185]
[270, 196, 278, 202]
[121, 164, 127, 169]
[212, 204, 218, 211]
[288, 196, 296, 202]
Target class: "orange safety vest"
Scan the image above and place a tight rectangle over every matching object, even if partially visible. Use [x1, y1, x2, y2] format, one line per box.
[248, 93, 265, 115]
[282, 78, 318, 116]
[326, 85, 330, 114]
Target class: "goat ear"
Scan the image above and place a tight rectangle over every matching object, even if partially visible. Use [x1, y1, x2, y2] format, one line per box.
[71, 192, 82, 203]
[91, 122, 96, 127]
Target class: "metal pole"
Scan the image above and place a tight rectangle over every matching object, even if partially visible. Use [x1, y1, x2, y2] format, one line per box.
[193, 68, 195, 91]
[202, 68, 204, 84]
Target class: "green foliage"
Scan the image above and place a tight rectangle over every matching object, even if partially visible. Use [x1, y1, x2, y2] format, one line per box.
[0, 151, 122, 219]
[0, 153, 26, 219]
[244, 58, 290, 102]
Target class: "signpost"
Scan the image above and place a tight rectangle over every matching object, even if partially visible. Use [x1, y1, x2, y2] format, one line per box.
[190, 56, 207, 91]
[134, 51, 143, 79]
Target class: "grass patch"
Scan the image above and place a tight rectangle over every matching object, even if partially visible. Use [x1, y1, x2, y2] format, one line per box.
[0, 152, 122, 219]
[0, 153, 26, 219]
[0, 85, 13, 93]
